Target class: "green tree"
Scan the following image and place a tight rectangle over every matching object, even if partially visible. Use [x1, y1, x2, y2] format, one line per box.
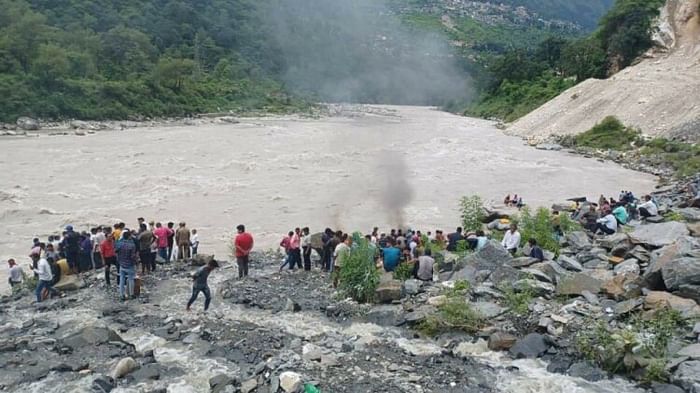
[32, 43, 70, 82]
[561, 38, 606, 81]
[152, 57, 196, 90]
[100, 26, 156, 78]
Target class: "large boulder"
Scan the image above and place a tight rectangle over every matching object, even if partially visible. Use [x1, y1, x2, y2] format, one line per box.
[661, 257, 700, 302]
[677, 344, 700, 360]
[489, 265, 529, 286]
[678, 208, 700, 222]
[644, 291, 700, 319]
[509, 333, 550, 358]
[488, 331, 517, 351]
[613, 259, 641, 276]
[671, 361, 700, 393]
[61, 326, 124, 350]
[556, 273, 602, 296]
[630, 222, 690, 248]
[645, 237, 700, 289]
[365, 305, 405, 326]
[596, 233, 630, 250]
[557, 255, 583, 272]
[462, 240, 513, 271]
[16, 117, 40, 130]
[567, 361, 606, 382]
[279, 371, 303, 392]
[601, 273, 643, 301]
[565, 232, 592, 251]
[375, 279, 402, 303]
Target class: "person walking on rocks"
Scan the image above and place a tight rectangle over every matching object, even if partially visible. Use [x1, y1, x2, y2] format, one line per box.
[176, 222, 191, 260]
[186, 259, 219, 311]
[7, 258, 23, 290]
[279, 231, 293, 271]
[501, 224, 521, 256]
[29, 251, 56, 302]
[116, 230, 137, 300]
[101, 227, 119, 286]
[234, 224, 254, 279]
[302, 227, 312, 271]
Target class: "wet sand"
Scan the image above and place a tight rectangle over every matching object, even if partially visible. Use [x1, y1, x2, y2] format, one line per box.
[0, 105, 657, 293]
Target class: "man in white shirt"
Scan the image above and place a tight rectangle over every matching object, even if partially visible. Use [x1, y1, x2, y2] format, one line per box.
[638, 195, 658, 218]
[596, 213, 618, 235]
[301, 227, 312, 271]
[29, 253, 55, 302]
[7, 258, 23, 289]
[333, 234, 351, 288]
[501, 224, 521, 255]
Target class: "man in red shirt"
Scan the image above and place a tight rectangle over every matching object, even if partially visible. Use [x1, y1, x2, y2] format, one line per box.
[100, 227, 119, 286]
[153, 222, 171, 262]
[234, 224, 254, 279]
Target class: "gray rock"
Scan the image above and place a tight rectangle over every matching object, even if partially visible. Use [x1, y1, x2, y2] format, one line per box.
[679, 208, 700, 222]
[513, 279, 555, 297]
[404, 305, 436, 325]
[241, 378, 258, 393]
[509, 333, 549, 358]
[567, 361, 606, 382]
[472, 301, 506, 318]
[210, 374, 236, 393]
[92, 375, 114, 392]
[556, 273, 602, 296]
[131, 363, 160, 381]
[645, 237, 700, 289]
[520, 268, 554, 283]
[614, 259, 641, 276]
[614, 298, 644, 316]
[671, 361, 700, 392]
[557, 255, 583, 272]
[462, 240, 513, 272]
[110, 357, 138, 379]
[489, 265, 528, 286]
[566, 232, 591, 250]
[365, 305, 405, 326]
[488, 331, 517, 351]
[285, 298, 302, 312]
[17, 117, 40, 130]
[677, 344, 700, 359]
[651, 383, 685, 393]
[302, 343, 323, 362]
[53, 274, 84, 291]
[61, 326, 124, 350]
[402, 279, 421, 296]
[630, 222, 690, 248]
[279, 371, 303, 392]
[596, 233, 630, 250]
[581, 290, 600, 305]
[510, 257, 539, 268]
[536, 143, 562, 151]
[375, 279, 402, 303]
[661, 257, 700, 301]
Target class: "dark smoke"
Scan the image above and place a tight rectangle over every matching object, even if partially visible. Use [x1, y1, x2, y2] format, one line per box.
[377, 150, 414, 228]
[262, 0, 472, 105]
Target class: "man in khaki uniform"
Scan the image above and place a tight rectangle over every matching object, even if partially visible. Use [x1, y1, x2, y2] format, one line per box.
[176, 222, 191, 260]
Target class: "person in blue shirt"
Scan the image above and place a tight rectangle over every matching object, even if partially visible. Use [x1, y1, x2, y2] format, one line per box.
[612, 203, 629, 226]
[382, 240, 401, 272]
[528, 238, 544, 261]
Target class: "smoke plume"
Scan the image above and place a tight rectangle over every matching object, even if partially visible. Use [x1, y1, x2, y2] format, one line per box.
[261, 0, 472, 105]
[377, 150, 414, 229]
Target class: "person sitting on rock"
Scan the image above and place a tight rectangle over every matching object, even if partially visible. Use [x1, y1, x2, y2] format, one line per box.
[381, 239, 401, 273]
[475, 230, 488, 251]
[413, 248, 435, 282]
[504, 194, 511, 206]
[501, 224, 521, 256]
[579, 205, 599, 233]
[638, 195, 658, 219]
[596, 211, 618, 235]
[528, 238, 544, 261]
[612, 203, 629, 226]
[446, 227, 464, 252]
[186, 259, 219, 312]
[516, 196, 524, 210]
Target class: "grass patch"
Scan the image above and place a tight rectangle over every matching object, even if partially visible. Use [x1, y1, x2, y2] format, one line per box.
[641, 138, 700, 178]
[499, 282, 534, 315]
[568, 116, 642, 150]
[338, 234, 380, 303]
[418, 280, 485, 336]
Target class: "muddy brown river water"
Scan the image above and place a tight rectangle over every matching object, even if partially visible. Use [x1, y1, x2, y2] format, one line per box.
[0, 105, 657, 293]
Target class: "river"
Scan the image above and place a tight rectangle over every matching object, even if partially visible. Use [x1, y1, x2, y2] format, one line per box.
[0, 105, 657, 294]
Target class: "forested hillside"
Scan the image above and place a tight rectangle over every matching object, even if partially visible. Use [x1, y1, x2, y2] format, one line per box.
[0, 0, 619, 122]
[0, 0, 307, 122]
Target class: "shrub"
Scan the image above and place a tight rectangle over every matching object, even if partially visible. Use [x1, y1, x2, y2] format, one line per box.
[641, 138, 700, 179]
[393, 262, 414, 281]
[517, 207, 560, 254]
[417, 280, 483, 336]
[460, 195, 484, 233]
[499, 282, 533, 315]
[572, 116, 642, 150]
[338, 235, 380, 303]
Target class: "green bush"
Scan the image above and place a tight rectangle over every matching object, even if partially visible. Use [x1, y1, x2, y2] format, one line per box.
[338, 235, 380, 303]
[517, 207, 579, 255]
[393, 262, 414, 281]
[499, 282, 534, 315]
[460, 195, 485, 233]
[572, 116, 642, 150]
[417, 280, 483, 336]
[641, 138, 700, 179]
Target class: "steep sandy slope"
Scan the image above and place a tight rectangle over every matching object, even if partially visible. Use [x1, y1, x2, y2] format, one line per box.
[507, 0, 700, 142]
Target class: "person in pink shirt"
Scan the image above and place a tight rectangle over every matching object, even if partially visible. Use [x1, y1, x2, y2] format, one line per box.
[289, 227, 302, 270]
[153, 222, 171, 262]
[278, 231, 293, 271]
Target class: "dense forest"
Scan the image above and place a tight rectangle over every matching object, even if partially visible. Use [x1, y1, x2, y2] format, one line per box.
[0, 0, 662, 122]
[0, 0, 308, 122]
[467, 0, 666, 121]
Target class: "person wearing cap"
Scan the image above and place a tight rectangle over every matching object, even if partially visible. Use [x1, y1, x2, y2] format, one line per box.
[115, 229, 137, 300]
[62, 225, 80, 275]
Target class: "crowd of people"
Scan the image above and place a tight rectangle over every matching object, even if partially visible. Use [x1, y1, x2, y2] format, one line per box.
[3, 187, 672, 310]
[8, 218, 201, 302]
